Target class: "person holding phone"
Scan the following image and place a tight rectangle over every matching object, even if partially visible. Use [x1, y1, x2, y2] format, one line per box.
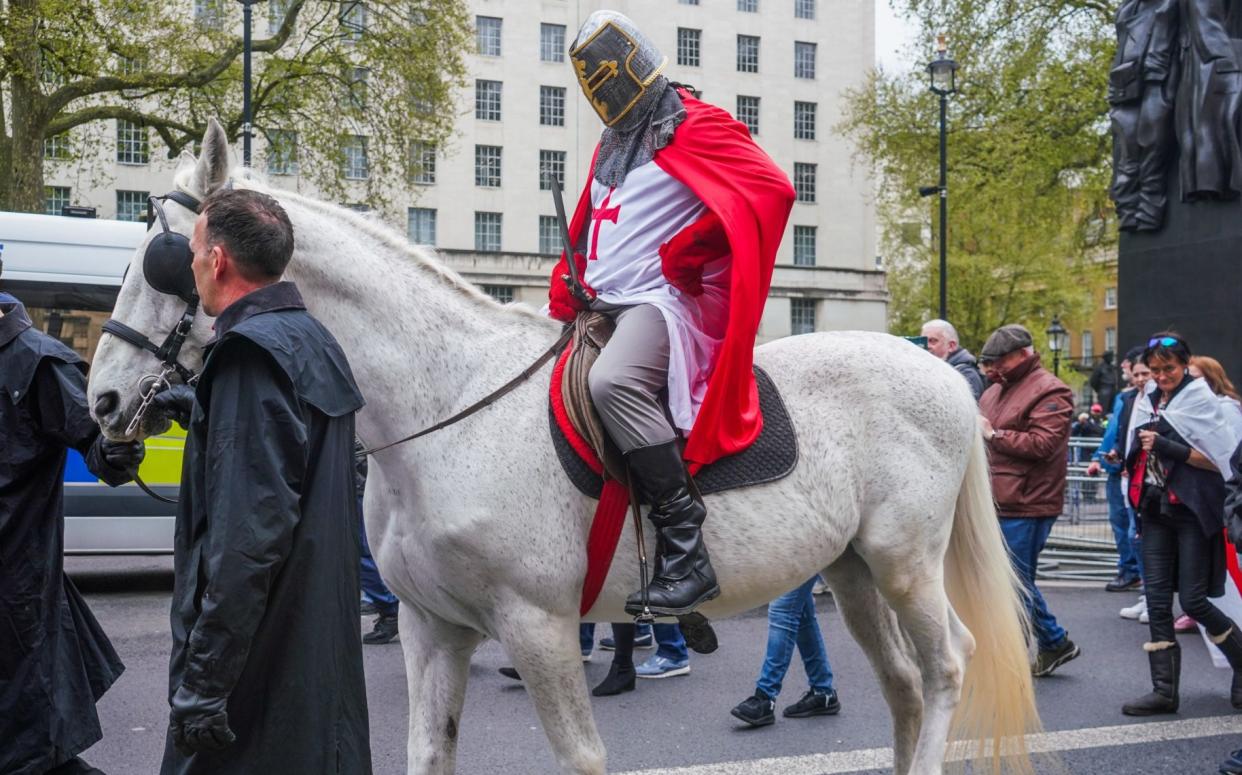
[1121, 334, 1242, 716]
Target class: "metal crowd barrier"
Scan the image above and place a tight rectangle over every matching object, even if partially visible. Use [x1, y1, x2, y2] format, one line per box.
[1042, 437, 1122, 581]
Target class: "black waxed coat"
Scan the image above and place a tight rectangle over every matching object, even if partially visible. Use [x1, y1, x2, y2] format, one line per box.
[0, 299, 129, 775]
[159, 282, 371, 775]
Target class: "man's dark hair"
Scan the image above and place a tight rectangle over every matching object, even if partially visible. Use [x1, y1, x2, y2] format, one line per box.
[1141, 331, 1192, 366]
[200, 189, 294, 280]
[1124, 345, 1146, 365]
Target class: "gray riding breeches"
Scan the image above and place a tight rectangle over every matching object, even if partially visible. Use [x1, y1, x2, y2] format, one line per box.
[587, 302, 678, 454]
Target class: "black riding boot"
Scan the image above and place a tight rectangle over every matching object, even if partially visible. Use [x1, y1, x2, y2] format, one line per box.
[623, 441, 720, 617]
[1122, 643, 1180, 716]
[1212, 625, 1242, 709]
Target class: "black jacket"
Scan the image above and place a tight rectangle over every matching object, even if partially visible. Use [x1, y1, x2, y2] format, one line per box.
[1227, 440, 1242, 545]
[946, 346, 985, 400]
[160, 282, 371, 775]
[0, 300, 129, 774]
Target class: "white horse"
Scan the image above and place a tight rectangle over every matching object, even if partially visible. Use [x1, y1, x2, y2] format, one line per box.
[88, 121, 1039, 775]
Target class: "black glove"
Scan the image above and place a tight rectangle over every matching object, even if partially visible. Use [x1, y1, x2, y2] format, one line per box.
[150, 384, 197, 429]
[170, 684, 235, 756]
[100, 437, 145, 471]
[1152, 434, 1192, 463]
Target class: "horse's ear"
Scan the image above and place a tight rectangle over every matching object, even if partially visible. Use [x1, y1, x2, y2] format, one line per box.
[194, 118, 232, 196]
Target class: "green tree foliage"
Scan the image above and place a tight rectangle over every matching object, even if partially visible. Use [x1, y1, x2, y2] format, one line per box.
[841, 0, 1119, 353]
[0, 0, 471, 213]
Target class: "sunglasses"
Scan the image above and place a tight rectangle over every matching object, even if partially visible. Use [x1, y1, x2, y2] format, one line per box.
[1148, 336, 1181, 348]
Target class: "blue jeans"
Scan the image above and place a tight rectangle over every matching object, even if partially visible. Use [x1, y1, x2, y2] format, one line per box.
[1106, 475, 1140, 579]
[359, 498, 399, 616]
[579, 622, 687, 661]
[756, 576, 835, 698]
[999, 517, 1067, 651]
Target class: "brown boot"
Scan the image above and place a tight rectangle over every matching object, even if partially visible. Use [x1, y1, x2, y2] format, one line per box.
[1122, 642, 1180, 716]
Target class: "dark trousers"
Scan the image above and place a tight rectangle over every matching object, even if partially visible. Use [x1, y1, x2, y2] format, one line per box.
[1142, 503, 1232, 643]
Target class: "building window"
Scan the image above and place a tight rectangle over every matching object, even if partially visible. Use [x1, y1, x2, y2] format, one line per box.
[795, 0, 815, 20]
[347, 67, 369, 110]
[194, 0, 224, 31]
[116, 190, 149, 222]
[679, 0, 700, 5]
[45, 186, 71, 216]
[540, 85, 565, 126]
[266, 130, 299, 175]
[737, 35, 759, 73]
[476, 15, 502, 56]
[411, 142, 436, 184]
[44, 132, 71, 160]
[268, 0, 290, 33]
[795, 41, 817, 79]
[342, 135, 369, 180]
[340, 2, 367, 44]
[538, 150, 566, 191]
[481, 285, 515, 303]
[794, 162, 817, 203]
[794, 101, 817, 140]
[736, 96, 760, 135]
[475, 145, 502, 188]
[1081, 331, 1094, 362]
[116, 120, 149, 165]
[475, 212, 503, 252]
[738, 0, 758, 11]
[539, 215, 561, 255]
[677, 28, 701, 67]
[1104, 286, 1117, 310]
[540, 23, 565, 62]
[790, 298, 816, 335]
[1105, 326, 1117, 353]
[476, 79, 503, 121]
[793, 226, 816, 266]
[408, 207, 436, 246]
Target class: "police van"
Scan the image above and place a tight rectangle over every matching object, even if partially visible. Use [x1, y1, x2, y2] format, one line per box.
[1, 210, 180, 553]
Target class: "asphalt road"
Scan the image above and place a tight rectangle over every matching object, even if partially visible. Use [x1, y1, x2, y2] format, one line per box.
[70, 556, 1241, 774]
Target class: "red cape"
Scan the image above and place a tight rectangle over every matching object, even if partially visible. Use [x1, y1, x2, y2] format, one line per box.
[555, 89, 795, 466]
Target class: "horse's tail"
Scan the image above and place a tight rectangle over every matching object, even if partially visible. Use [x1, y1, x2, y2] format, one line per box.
[944, 430, 1041, 773]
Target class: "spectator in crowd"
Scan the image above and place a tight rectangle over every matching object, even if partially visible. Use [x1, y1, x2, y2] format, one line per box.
[921, 319, 986, 400]
[1091, 350, 1121, 410]
[1121, 334, 1242, 716]
[1088, 349, 1148, 597]
[1190, 356, 1242, 416]
[729, 576, 840, 727]
[499, 622, 688, 695]
[977, 324, 1080, 677]
[1073, 412, 1106, 440]
[1220, 440, 1242, 774]
[355, 441, 400, 645]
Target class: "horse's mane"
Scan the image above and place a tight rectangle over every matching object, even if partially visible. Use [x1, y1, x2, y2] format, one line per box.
[171, 165, 548, 323]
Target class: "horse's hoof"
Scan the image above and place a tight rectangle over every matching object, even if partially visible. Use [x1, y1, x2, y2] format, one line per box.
[677, 612, 719, 654]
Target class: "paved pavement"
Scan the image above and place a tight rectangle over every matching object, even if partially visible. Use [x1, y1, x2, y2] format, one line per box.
[70, 556, 1241, 774]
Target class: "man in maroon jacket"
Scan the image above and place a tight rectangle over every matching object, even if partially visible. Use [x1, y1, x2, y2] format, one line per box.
[978, 324, 1081, 677]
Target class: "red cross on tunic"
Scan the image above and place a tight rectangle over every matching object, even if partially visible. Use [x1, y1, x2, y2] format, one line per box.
[588, 188, 621, 261]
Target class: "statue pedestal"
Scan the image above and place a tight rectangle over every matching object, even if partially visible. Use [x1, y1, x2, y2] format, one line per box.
[1119, 181, 1242, 379]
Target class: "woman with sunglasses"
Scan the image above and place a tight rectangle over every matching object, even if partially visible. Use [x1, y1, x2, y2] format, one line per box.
[1122, 334, 1242, 716]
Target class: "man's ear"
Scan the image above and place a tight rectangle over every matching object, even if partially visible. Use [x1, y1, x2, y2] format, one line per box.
[211, 245, 228, 282]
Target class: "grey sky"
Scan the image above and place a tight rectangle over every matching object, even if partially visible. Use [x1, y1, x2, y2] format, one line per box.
[875, 1, 919, 73]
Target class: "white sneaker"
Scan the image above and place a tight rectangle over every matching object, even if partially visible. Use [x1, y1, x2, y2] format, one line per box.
[1140, 609, 1149, 624]
[1120, 595, 1147, 620]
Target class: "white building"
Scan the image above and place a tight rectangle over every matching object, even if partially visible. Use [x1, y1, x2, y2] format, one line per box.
[42, 0, 886, 340]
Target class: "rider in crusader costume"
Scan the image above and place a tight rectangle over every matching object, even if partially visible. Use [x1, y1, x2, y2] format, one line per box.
[549, 11, 795, 616]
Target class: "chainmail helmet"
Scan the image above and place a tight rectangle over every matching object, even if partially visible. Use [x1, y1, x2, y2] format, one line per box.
[569, 11, 668, 127]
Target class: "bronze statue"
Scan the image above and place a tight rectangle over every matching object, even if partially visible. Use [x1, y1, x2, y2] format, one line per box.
[1109, 0, 1181, 231]
[1175, 0, 1242, 201]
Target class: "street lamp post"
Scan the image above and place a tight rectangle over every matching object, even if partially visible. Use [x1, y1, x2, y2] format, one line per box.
[237, 1, 265, 167]
[1046, 316, 1069, 377]
[922, 36, 958, 321]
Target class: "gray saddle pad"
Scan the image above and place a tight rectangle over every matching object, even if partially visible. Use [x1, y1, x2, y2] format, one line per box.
[548, 365, 799, 498]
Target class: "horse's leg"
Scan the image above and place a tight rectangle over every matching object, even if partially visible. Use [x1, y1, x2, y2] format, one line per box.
[863, 544, 971, 775]
[400, 604, 485, 775]
[498, 605, 606, 774]
[822, 546, 923, 775]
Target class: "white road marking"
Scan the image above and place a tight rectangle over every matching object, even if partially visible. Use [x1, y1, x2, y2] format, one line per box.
[614, 715, 1242, 775]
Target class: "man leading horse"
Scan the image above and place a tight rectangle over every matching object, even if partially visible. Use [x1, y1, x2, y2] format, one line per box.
[548, 11, 796, 617]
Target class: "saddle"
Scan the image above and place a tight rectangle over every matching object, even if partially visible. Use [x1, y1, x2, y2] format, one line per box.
[549, 313, 799, 499]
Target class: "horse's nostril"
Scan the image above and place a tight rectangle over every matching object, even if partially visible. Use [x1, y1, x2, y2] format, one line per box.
[94, 392, 119, 418]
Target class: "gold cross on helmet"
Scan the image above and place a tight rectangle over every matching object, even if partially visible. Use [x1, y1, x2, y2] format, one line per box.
[569, 16, 668, 127]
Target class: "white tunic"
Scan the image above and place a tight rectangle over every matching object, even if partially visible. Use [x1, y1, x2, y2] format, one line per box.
[584, 160, 730, 432]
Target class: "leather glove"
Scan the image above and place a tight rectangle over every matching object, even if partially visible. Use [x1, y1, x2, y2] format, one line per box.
[548, 252, 593, 322]
[659, 211, 729, 297]
[100, 437, 146, 470]
[1152, 434, 1192, 463]
[150, 384, 196, 429]
[170, 684, 236, 756]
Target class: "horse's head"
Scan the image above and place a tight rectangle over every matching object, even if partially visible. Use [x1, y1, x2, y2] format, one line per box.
[88, 119, 234, 440]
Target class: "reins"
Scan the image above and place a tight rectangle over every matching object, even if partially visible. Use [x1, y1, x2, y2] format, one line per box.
[357, 326, 573, 457]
